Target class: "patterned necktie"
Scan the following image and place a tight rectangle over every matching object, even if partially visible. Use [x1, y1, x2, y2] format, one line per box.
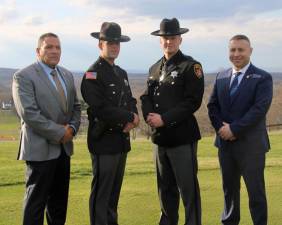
[51, 69, 67, 112]
[229, 72, 242, 96]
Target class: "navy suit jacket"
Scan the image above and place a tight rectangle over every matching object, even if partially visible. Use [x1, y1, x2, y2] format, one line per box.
[207, 63, 273, 153]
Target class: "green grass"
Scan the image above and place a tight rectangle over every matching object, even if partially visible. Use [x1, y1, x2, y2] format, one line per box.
[0, 132, 282, 225]
[0, 111, 20, 138]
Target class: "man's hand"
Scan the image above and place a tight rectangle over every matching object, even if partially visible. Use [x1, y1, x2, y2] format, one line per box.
[146, 113, 164, 128]
[132, 113, 140, 127]
[123, 113, 140, 133]
[123, 123, 135, 133]
[61, 124, 74, 144]
[218, 122, 236, 141]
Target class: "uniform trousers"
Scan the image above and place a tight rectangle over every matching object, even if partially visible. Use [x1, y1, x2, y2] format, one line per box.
[23, 147, 70, 225]
[89, 152, 127, 225]
[155, 142, 201, 225]
[218, 147, 267, 225]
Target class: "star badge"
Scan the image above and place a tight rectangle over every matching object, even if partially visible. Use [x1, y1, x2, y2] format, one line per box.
[171, 71, 178, 79]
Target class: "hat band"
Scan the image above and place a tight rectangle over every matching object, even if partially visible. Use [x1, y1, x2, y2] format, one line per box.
[100, 33, 121, 38]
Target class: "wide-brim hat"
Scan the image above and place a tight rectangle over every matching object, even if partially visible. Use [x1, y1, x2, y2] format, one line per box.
[151, 18, 189, 36]
[91, 22, 130, 42]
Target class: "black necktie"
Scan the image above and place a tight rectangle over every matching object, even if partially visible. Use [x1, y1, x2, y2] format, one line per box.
[51, 70, 67, 112]
[229, 72, 242, 96]
[160, 62, 167, 81]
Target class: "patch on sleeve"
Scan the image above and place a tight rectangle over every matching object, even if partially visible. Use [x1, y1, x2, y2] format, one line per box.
[193, 64, 203, 79]
[85, 72, 97, 80]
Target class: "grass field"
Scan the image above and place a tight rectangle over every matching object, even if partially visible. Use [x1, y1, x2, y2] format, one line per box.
[0, 132, 282, 225]
[0, 111, 19, 139]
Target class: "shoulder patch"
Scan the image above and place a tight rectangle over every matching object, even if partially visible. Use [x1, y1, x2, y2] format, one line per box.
[193, 64, 203, 79]
[85, 72, 97, 80]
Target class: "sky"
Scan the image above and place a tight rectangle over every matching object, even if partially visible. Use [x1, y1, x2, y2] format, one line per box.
[0, 0, 282, 73]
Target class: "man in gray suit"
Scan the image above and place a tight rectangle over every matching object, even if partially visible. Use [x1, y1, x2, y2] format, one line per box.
[12, 33, 81, 225]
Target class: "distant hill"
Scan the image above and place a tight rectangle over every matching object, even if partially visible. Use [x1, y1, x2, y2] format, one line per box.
[1, 67, 282, 135]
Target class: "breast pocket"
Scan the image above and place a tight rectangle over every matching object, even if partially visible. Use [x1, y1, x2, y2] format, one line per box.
[167, 76, 184, 99]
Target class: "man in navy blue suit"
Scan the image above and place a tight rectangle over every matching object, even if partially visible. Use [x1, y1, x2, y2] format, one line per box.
[207, 34, 273, 225]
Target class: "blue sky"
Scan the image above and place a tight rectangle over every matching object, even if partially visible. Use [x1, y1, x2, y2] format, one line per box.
[0, 0, 282, 72]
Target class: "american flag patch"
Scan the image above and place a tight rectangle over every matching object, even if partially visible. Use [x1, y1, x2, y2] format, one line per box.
[85, 72, 97, 80]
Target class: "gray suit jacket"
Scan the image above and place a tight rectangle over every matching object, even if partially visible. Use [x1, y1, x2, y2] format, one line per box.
[12, 62, 81, 161]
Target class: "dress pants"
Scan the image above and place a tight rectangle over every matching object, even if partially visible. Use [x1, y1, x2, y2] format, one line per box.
[218, 147, 267, 225]
[89, 152, 127, 225]
[155, 143, 201, 225]
[23, 147, 70, 225]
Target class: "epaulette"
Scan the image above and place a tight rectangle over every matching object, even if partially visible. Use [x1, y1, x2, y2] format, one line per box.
[87, 61, 100, 72]
[182, 54, 195, 62]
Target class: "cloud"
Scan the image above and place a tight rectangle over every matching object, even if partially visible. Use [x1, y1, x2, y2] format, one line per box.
[65, 0, 94, 7]
[65, 0, 282, 19]
[0, 1, 282, 71]
[0, 0, 18, 24]
[24, 15, 44, 26]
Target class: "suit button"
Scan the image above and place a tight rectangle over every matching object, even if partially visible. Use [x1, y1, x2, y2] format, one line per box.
[157, 93, 160, 96]
[155, 104, 159, 107]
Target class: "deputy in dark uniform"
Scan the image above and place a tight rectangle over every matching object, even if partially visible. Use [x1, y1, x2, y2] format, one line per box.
[81, 22, 139, 225]
[140, 18, 204, 225]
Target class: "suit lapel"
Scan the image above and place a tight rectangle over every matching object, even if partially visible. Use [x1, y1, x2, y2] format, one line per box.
[151, 61, 162, 80]
[33, 62, 65, 113]
[222, 69, 232, 104]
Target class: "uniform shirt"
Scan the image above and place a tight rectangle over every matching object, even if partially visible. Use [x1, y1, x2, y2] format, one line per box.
[141, 50, 204, 147]
[81, 56, 138, 154]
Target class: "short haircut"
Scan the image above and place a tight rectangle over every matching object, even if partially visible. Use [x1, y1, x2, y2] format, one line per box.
[230, 34, 251, 44]
[37, 33, 59, 48]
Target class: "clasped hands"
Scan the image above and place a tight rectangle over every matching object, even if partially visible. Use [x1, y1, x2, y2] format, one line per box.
[123, 113, 140, 133]
[218, 122, 236, 141]
[146, 113, 164, 128]
[61, 124, 74, 144]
